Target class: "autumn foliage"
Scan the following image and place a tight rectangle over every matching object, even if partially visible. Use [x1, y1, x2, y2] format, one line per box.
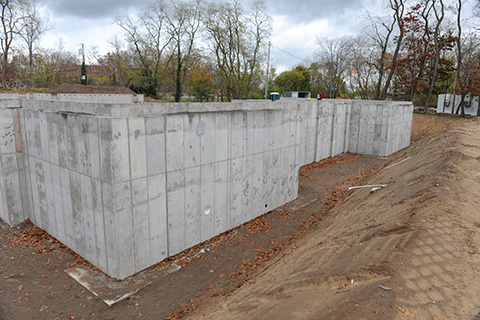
[188, 67, 215, 102]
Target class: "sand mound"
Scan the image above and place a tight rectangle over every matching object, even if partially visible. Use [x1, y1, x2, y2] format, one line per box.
[188, 118, 480, 320]
[51, 83, 136, 95]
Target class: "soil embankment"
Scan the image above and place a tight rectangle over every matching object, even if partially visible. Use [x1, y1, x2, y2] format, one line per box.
[188, 117, 480, 320]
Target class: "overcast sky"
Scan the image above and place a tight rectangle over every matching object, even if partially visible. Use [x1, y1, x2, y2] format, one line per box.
[35, 0, 472, 73]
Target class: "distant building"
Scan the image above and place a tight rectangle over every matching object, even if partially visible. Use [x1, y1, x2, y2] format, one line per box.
[281, 91, 311, 99]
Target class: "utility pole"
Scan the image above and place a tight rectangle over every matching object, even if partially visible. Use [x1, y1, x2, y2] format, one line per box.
[81, 43, 85, 64]
[80, 43, 87, 85]
[264, 41, 271, 100]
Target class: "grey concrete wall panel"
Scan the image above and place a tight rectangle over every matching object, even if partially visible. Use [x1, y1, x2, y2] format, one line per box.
[214, 160, 229, 234]
[228, 156, 243, 228]
[242, 155, 254, 222]
[200, 163, 215, 242]
[0, 97, 412, 279]
[184, 166, 201, 249]
[166, 115, 184, 172]
[57, 94, 143, 104]
[0, 104, 28, 225]
[128, 117, 147, 179]
[167, 169, 186, 256]
[214, 113, 229, 162]
[0, 93, 19, 100]
[131, 177, 150, 271]
[147, 173, 168, 265]
[200, 114, 215, 166]
[31, 93, 53, 100]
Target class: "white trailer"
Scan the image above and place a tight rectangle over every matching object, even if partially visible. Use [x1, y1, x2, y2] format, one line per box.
[437, 93, 480, 116]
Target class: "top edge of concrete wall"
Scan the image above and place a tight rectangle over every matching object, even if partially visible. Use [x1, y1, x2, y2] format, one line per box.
[322, 99, 412, 106]
[13, 99, 307, 117]
[0, 98, 412, 117]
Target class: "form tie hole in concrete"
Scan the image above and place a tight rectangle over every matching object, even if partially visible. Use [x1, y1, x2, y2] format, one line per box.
[204, 206, 211, 215]
[265, 204, 268, 208]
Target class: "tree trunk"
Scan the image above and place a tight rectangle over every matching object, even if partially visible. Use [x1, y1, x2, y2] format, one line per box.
[2, 54, 7, 87]
[380, 0, 405, 100]
[175, 43, 182, 102]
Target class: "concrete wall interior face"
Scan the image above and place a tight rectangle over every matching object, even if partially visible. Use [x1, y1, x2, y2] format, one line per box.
[0, 97, 413, 279]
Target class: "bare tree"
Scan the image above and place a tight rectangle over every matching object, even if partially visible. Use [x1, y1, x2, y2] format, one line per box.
[204, 0, 270, 101]
[349, 36, 378, 99]
[424, 0, 445, 112]
[165, 0, 202, 102]
[380, 0, 406, 100]
[115, 0, 173, 95]
[0, 0, 25, 86]
[315, 36, 353, 98]
[18, 0, 52, 70]
[452, 0, 464, 116]
[364, 10, 396, 100]
[104, 36, 133, 87]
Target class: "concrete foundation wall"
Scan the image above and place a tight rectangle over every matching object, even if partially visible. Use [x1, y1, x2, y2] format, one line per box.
[300, 100, 412, 164]
[0, 98, 412, 279]
[0, 100, 28, 225]
[28, 93, 144, 104]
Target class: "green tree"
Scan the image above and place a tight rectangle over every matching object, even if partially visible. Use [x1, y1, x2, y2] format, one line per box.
[273, 65, 311, 93]
[80, 61, 87, 85]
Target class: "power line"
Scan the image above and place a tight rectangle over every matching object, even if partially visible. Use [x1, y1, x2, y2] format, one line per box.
[270, 43, 312, 65]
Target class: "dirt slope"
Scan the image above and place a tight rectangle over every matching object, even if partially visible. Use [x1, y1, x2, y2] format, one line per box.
[51, 84, 136, 94]
[187, 118, 480, 320]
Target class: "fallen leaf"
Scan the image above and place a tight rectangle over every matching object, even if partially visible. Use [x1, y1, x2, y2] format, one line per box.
[39, 305, 48, 312]
[397, 305, 418, 318]
[17, 285, 23, 291]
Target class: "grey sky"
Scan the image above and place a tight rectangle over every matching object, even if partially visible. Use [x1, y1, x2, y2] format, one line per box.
[39, 0, 144, 19]
[270, 0, 364, 23]
[37, 0, 369, 71]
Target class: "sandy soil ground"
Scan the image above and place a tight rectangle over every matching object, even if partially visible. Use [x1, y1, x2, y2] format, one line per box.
[0, 113, 477, 320]
[188, 115, 480, 320]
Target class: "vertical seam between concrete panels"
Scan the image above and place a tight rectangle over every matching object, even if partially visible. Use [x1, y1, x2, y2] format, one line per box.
[182, 114, 187, 249]
[13, 109, 26, 220]
[329, 106, 335, 158]
[212, 114, 217, 236]
[344, 104, 351, 153]
[126, 118, 137, 268]
[96, 117, 109, 273]
[313, 104, 319, 162]
[163, 115, 170, 257]
[60, 115, 67, 242]
[46, 121, 56, 236]
[385, 107, 391, 156]
[23, 110, 33, 222]
[226, 112, 231, 229]
[0, 145, 6, 221]
[199, 114, 203, 241]
[355, 106, 361, 154]
[144, 117, 152, 265]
